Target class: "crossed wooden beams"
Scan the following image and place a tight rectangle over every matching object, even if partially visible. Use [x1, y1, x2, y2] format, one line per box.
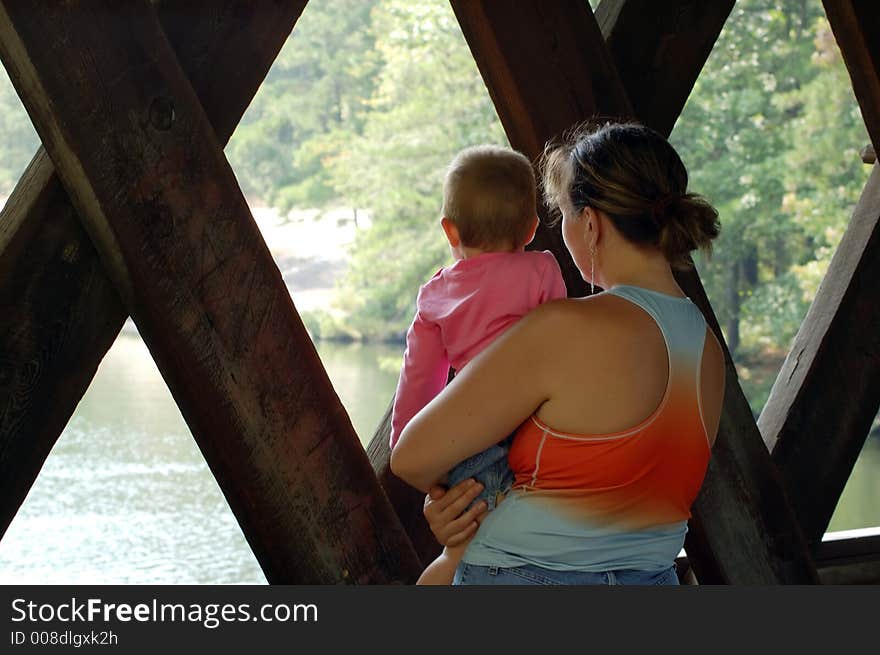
[760, 0, 880, 550]
[0, 0, 421, 584]
[0, 1, 876, 584]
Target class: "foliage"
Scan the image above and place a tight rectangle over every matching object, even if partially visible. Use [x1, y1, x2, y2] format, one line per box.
[672, 2, 870, 364]
[325, 0, 506, 338]
[224, 0, 382, 210]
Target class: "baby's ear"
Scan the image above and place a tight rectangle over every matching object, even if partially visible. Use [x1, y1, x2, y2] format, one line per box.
[523, 216, 540, 246]
[440, 216, 461, 248]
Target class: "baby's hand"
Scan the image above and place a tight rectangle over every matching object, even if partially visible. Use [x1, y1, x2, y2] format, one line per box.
[423, 479, 488, 547]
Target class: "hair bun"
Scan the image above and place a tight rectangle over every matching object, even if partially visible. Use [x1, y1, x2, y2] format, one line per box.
[658, 193, 720, 269]
[651, 194, 680, 223]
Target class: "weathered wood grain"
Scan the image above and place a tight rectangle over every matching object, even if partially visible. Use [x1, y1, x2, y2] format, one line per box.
[0, 0, 421, 583]
[679, 532, 880, 584]
[366, 405, 440, 566]
[0, 0, 309, 544]
[823, 1, 880, 150]
[0, 149, 126, 542]
[758, 165, 880, 547]
[596, 0, 735, 137]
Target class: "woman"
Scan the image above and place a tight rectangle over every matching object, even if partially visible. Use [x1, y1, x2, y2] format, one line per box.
[391, 122, 725, 585]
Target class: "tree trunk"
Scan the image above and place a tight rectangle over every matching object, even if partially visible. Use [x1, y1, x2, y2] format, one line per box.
[743, 247, 759, 287]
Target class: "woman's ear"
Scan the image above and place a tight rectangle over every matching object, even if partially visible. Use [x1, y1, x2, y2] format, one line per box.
[440, 216, 461, 248]
[583, 207, 601, 250]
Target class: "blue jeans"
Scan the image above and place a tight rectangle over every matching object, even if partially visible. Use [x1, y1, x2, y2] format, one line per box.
[453, 562, 680, 586]
[446, 436, 515, 510]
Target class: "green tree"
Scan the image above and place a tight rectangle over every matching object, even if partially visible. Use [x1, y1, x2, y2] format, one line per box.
[225, 0, 381, 211]
[671, 1, 869, 413]
[672, 0, 867, 358]
[328, 0, 506, 339]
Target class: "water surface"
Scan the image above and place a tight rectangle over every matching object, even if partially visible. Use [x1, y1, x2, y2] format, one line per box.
[0, 333, 400, 584]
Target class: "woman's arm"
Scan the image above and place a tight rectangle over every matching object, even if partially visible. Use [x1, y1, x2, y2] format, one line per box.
[390, 301, 563, 492]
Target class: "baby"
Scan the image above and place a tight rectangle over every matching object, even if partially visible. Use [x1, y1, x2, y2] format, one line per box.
[389, 144, 566, 584]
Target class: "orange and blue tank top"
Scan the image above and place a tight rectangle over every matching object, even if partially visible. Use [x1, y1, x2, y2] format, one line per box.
[462, 285, 712, 572]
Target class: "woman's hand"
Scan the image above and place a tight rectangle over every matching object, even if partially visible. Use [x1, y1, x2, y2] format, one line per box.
[423, 479, 489, 547]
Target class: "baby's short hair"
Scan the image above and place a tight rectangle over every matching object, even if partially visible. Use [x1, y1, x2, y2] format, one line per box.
[442, 145, 537, 249]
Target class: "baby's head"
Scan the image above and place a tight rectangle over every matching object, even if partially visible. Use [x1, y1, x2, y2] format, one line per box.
[441, 145, 538, 258]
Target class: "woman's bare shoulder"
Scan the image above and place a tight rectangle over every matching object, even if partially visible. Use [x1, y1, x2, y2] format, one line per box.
[525, 294, 668, 433]
[526, 293, 652, 337]
[527, 293, 626, 322]
[517, 295, 650, 373]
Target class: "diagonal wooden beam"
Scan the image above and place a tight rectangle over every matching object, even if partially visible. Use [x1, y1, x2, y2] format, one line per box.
[0, 1, 307, 543]
[0, 148, 126, 540]
[595, 0, 735, 137]
[755, 1, 880, 549]
[367, 405, 441, 564]
[0, 0, 421, 583]
[822, 1, 880, 151]
[759, 165, 880, 546]
[442, 0, 817, 583]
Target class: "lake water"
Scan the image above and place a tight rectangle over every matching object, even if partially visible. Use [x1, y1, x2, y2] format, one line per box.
[0, 331, 877, 584]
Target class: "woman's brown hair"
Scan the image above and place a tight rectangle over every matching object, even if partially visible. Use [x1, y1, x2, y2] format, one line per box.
[541, 121, 720, 269]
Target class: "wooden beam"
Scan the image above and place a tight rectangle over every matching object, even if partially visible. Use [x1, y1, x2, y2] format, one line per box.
[673, 268, 818, 583]
[366, 406, 440, 565]
[758, 165, 880, 546]
[447, 0, 817, 583]
[0, 1, 308, 542]
[0, 150, 126, 541]
[595, 0, 735, 137]
[817, 529, 880, 562]
[818, 559, 880, 584]
[0, 0, 421, 583]
[816, 531, 880, 584]
[677, 531, 880, 584]
[823, 1, 880, 150]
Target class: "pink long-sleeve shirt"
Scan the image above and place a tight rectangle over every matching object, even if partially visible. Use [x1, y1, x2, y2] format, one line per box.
[389, 250, 567, 448]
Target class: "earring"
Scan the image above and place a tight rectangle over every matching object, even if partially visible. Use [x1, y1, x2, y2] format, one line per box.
[589, 245, 596, 295]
